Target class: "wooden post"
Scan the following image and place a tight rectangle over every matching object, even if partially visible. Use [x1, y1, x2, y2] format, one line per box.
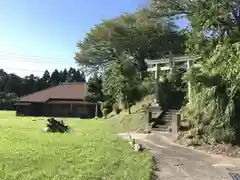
[169, 51, 174, 74]
[187, 59, 192, 103]
[145, 109, 152, 123]
[149, 111, 152, 123]
[155, 64, 160, 79]
[176, 113, 181, 132]
[155, 64, 160, 104]
[171, 112, 181, 133]
[70, 104, 73, 114]
[95, 103, 98, 118]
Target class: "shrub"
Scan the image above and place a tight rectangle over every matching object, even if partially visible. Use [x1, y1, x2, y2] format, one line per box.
[44, 118, 70, 133]
[113, 103, 122, 114]
[101, 101, 113, 113]
[141, 73, 155, 95]
[102, 108, 109, 119]
[212, 127, 235, 143]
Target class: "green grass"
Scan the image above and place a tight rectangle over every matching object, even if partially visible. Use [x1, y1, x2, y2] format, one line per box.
[0, 111, 152, 180]
[108, 96, 153, 133]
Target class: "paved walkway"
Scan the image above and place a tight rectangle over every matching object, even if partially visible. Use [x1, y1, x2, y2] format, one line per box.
[119, 132, 240, 180]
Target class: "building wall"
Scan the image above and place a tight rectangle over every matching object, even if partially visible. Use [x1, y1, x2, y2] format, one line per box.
[71, 104, 101, 118]
[16, 105, 31, 116]
[45, 104, 69, 117]
[16, 103, 102, 118]
[72, 104, 88, 115]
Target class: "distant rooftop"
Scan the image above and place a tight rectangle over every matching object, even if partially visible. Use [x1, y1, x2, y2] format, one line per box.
[17, 83, 87, 103]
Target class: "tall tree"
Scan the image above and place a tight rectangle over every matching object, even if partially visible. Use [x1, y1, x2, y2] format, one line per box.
[37, 70, 51, 90]
[60, 68, 68, 82]
[49, 69, 61, 86]
[3, 74, 22, 96]
[102, 54, 141, 114]
[42, 70, 50, 84]
[66, 67, 76, 82]
[72, 70, 85, 82]
[0, 69, 8, 92]
[85, 73, 104, 102]
[150, 0, 240, 43]
[0, 92, 17, 110]
[75, 9, 186, 77]
[21, 74, 39, 94]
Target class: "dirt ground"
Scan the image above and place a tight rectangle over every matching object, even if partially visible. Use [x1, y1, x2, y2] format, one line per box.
[117, 132, 240, 180]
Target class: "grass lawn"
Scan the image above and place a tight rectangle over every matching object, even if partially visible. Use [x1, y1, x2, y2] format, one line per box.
[0, 111, 152, 180]
[107, 96, 152, 133]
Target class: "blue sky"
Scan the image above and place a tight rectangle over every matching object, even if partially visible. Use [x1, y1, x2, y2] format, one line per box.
[0, 0, 188, 77]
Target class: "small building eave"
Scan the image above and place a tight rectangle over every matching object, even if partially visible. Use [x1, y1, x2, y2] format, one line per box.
[14, 102, 31, 106]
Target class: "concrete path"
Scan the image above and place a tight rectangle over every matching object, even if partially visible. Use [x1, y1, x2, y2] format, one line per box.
[118, 132, 240, 180]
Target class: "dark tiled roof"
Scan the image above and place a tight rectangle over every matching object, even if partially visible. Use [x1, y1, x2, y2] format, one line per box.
[17, 83, 87, 103]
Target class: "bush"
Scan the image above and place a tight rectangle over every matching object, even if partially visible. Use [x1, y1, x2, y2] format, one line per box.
[44, 118, 70, 133]
[102, 108, 109, 119]
[141, 73, 155, 95]
[212, 128, 235, 143]
[113, 103, 122, 114]
[101, 101, 113, 113]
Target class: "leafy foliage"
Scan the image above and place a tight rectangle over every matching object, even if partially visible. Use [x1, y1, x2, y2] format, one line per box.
[102, 54, 142, 114]
[157, 70, 186, 108]
[0, 92, 17, 110]
[183, 42, 240, 143]
[112, 103, 122, 115]
[151, 0, 240, 144]
[140, 73, 155, 95]
[84, 73, 104, 102]
[150, 0, 240, 55]
[75, 9, 186, 75]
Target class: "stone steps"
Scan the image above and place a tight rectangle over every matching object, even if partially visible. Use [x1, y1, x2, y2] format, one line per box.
[152, 127, 169, 132]
[152, 109, 179, 132]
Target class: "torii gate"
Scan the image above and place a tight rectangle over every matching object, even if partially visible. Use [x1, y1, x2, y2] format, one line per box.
[145, 55, 201, 104]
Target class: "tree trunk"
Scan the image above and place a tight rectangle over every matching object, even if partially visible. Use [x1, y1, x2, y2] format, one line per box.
[127, 101, 131, 114]
[155, 81, 160, 104]
[128, 106, 131, 114]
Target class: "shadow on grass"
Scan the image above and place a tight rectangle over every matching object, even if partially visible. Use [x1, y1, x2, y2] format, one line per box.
[151, 156, 160, 180]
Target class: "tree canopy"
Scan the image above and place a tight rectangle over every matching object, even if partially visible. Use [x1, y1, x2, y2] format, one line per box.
[150, 0, 240, 39]
[75, 9, 186, 74]
[84, 73, 104, 102]
[102, 53, 142, 114]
